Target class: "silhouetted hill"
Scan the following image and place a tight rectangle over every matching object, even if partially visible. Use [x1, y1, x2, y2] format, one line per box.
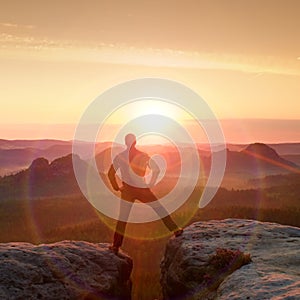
[242, 143, 297, 167]
[189, 143, 297, 181]
[0, 146, 73, 176]
[0, 154, 88, 200]
[244, 143, 280, 158]
[223, 143, 298, 183]
[0, 140, 114, 176]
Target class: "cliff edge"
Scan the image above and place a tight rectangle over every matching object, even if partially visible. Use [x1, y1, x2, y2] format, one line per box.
[161, 219, 300, 299]
[0, 241, 132, 299]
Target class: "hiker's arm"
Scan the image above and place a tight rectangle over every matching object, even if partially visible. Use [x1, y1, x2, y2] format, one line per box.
[148, 158, 160, 187]
[108, 164, 120, 191]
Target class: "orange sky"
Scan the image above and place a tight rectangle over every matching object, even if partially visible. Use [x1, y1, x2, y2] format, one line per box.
[0, 0, 299, 142]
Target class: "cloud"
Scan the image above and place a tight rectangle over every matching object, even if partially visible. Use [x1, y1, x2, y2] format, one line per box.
[0, 33, 299, 76]
[0, 22, 35, 29]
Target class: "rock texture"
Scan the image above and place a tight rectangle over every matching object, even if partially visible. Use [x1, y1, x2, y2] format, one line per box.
[161, 219, 300, 300]
[0, 241, 132, 300]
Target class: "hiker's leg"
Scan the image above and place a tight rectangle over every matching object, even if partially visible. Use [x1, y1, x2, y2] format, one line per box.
[112, 189, 133, 248]
[154, 205, 178, 231]
[138, 188, 179, 232]
[113, 221, 127, 248]
[153, 203, 183, 235]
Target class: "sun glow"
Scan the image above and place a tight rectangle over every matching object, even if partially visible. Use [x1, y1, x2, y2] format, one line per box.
[105, 99, 191, 124]
[96, 99, 198, 144]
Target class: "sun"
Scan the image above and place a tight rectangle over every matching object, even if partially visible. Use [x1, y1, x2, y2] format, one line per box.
[107, 99, 191, 123]
[96, 99, 195, 144]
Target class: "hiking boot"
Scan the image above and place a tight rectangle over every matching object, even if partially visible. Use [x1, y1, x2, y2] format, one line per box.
[174, 228, 183, 237]
[109, 245, 119, 254]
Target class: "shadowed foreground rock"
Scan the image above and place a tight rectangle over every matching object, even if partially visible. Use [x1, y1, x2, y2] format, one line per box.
[0, 241, 132, 299]
[161, 219, 300, 300]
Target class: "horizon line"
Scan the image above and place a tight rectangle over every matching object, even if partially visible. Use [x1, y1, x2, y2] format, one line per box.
[1, 119, 299, 144]
[1, 138, 300, 145]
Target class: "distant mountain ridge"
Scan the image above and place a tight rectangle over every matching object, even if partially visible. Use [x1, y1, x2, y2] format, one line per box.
[241, 142, 298, 171]
[0, 139, 299, 175]
[95, 142, 299, 189]
[0, 140, 113, 176]
[0, 139, 70, 150]
[0, 154, 87, 200]
[0, 146, 74, 176]
[222, 143, 299, 182]
[0, 140, 299, 199]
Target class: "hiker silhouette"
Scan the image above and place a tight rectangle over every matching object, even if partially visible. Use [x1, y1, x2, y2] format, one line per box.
[108, 133, 183, 253]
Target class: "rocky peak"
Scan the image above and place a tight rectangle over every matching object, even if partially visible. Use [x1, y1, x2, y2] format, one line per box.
[242, 143, 280, 160]
[0, 241, 132, 299]
[161, 219, 300, 299]
[50, 153, 76, 175]
[29, 157, 49, 171]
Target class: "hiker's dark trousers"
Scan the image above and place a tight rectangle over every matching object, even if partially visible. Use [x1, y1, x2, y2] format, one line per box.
[113, 183, 178, 248]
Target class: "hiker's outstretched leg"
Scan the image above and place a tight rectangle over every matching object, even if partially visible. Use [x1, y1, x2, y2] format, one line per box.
[139, 188, 183, 236]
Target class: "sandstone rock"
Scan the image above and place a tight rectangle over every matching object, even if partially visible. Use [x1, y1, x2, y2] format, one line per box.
[0, 241, 132, 299]
[161, 219, 300, 300]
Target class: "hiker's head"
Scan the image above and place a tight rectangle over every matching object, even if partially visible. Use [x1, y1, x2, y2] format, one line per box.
[125, 133, 136, 149]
